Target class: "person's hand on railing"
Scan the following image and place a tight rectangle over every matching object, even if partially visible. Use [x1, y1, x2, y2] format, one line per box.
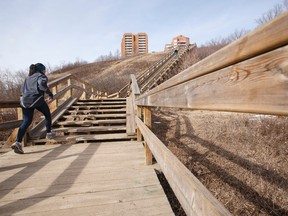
[45, 97, 53, 104]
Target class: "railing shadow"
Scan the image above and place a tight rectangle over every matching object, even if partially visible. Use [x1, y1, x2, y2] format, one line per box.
[0, 144, 99, 215]
[152, 110, 288, 216]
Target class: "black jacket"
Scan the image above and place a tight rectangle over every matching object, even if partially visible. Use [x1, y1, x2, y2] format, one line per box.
[20, 72, 53, 108]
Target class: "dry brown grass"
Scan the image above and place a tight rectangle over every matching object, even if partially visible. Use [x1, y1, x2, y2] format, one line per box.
[49, 52, 167, 94]
[1, 50, 287, 215]
[152, 108, 288, 216]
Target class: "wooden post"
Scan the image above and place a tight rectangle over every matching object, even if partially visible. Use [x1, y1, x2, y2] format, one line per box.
[90, 87, 94, 99]
[96, 90, 99, 99]
[63, 78, 72, 100]
[67, 78, 72, 98]
[6, 107, 22, 146]
[137, 106, 142, 142]
[126, 96, 136, 136]
[80, 83, 86, 100]
[17, 107, 23, 120]
[50, 86, 58, 112]
[143, 106, 153, 165]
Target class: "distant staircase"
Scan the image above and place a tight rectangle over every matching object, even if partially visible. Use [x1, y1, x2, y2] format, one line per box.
[118, 44, 196, 97]
[32, 98, 136, 144]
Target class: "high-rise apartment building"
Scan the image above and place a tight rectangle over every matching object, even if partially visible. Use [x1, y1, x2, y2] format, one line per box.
[121, 33, 148, 57]
[164, 35, 190, 51]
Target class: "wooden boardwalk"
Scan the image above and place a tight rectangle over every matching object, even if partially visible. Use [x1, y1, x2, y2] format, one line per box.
[0, 141, 174, 216]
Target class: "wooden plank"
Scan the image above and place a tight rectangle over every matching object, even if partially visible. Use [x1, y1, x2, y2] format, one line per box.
[0, 186, 167, 215]
[55, 119, 126, 126]
[71, 105, 126, 109]
[0, 101, 20, 108]
[52, 125, 126, 133]
[143, 107, 152, 165]
[0, 170, 158, 196]
[75, 101, 126, 105]
[48, 74, 71, 88]
[136, 116, 231, 216]
[67, 109, 126, 114]
[137, 11, 288, 99]
[52, 85, 73, 100]
[29, 98, 77, 139]
[0, 142, 173, 215]
[62, 113, 126, 119]
[0, 120, 22, 131]
[7, 197, 174, 216]
[78, 98, 126, 102]
[126, 96, 136, 136]
[136, 106, 142, 142]
[140, 55, 179, 92]
[32, 133, 135, 143]
[130, 74, 140, 95]
[137, 45, 288, 115]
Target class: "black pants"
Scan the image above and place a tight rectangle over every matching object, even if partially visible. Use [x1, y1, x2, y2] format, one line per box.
[16, 102, 52, 142]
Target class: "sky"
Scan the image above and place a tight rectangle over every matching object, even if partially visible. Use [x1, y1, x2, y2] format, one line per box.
[0, 0, 283, 73]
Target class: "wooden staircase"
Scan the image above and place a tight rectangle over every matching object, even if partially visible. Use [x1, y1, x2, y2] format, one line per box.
[32, 98, 136, 144]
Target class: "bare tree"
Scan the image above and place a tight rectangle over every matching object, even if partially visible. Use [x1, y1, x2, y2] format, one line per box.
[95, 50, 121, 62]
[255, 3, 284, 25]
[226, 29, 250, 42]
[283, 0, 288, 9]
[0, 70, 24, 100]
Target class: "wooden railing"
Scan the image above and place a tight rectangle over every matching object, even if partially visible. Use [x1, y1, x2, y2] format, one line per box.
[130, 11, 288, 216]
[139, 45, 196, 93]
[1, 11, 287, 216]
[0, 74, 107, 145]
[118, 50, 175, 97]
[118, 46, 194, 97]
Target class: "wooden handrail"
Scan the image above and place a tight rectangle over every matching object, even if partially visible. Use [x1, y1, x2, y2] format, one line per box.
[136, 12, 288, 116]
[136, 116, 232, 216]
[136, 45, 288, 116]
[1, 73, 105, 136]
[140, 11, 288, 97]
[48, 73, 72, 87]
[130, 74, 140, 95]
[0, 101, 20, 108]
[0, 120, 22, 131]
[118, 49, 176, 97]
[134, 13, 288, 216]
[53, 85, 73, 100]
[2, 12, 287, 216]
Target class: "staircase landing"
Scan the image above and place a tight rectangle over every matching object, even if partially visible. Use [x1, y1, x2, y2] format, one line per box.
[0, 141, 174, 215]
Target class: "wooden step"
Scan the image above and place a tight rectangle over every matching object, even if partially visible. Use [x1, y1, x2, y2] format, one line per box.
[78, 98, 126, 102]
[53, 125, 126, 133]
[40, 98, 131, 145]
[71, 105, 126, 109]
[56, 119, 126, 126]
[75, 101, 126, 105]
[32, 133, 136, 144]
[29, 98, 77, 139]
[62, 114, 126, 119]
[66, 109, 126, 114]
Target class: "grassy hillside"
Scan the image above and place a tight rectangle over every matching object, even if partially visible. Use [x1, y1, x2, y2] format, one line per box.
[1, 47, 287, 216]
[50, 52, 167, 94]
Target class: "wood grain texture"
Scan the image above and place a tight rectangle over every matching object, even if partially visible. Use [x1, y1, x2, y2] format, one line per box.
[0, 120, 22, 131]
[137, 46, 288, 115]
[0, 142, 173, 215]
[138, 11, 288, 99]
[136, 117, 231, 216]
[130, 74, 140, 95]
[126, 96, 136, 136]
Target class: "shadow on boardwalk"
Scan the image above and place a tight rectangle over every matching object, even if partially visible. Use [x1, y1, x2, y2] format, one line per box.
[0, 144, 99, 215]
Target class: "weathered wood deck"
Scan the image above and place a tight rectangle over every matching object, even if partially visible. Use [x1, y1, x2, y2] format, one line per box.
[0, 141, 174, 216]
